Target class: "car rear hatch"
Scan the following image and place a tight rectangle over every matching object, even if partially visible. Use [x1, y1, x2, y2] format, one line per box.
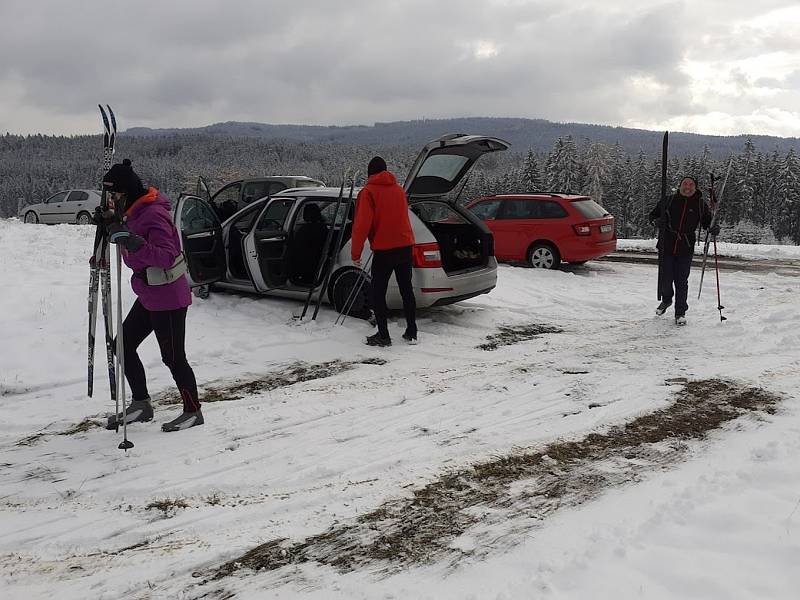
[569, 197, 616, 241]
[404, 134, 510, 274]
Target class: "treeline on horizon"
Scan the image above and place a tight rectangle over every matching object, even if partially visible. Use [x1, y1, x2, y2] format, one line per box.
[2, 119, 799, 244]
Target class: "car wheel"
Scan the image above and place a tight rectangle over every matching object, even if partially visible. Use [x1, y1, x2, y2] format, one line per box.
[24, 211, 39, 224]
[76, 211, 92, 225]
[528, 242, 560, 269]
[329, 268, 372, 320]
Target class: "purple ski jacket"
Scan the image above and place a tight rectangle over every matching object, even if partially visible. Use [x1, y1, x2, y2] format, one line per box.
[121, 187, 191, 311]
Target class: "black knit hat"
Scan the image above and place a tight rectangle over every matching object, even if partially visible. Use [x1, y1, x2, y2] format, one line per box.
[102, 158, 146, 199]
[367, 156, 387, 176]
[680, 175, 699, 188]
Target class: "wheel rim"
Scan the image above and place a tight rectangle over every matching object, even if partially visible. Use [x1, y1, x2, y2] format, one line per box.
[25, 212, 37, 224]
[530, 247, 554, 268]
[77, 213, 90, 225]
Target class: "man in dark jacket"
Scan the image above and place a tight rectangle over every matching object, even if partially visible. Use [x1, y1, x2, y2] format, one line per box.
[351, 156, 417, 346]
[649, 176, 719, 325]
[101, 159, 203, 431]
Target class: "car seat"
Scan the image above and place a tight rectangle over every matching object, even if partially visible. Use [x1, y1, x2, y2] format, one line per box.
[290, 203, 330, 285]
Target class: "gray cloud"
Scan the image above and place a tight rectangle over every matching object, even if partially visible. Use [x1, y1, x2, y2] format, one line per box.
[1, 0, 799, 136]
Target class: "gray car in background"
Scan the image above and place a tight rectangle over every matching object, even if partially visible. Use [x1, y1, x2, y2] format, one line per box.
[20, 189, 102, 225]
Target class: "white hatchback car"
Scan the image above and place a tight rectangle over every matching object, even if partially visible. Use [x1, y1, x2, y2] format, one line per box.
[174, 134, 510, 316]
[20, 189, 102, 225]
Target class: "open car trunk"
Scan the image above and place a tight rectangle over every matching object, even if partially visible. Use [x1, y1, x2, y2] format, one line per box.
[410, 200, 493, 274]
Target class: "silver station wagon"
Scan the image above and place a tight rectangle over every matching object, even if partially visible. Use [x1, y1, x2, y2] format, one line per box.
[20, 189, 102, 225]
[174, 134, 510, 317]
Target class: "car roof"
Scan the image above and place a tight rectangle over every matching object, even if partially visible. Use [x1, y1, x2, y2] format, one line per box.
[276, 186, 364, 198]
[475, 193, 591, 201]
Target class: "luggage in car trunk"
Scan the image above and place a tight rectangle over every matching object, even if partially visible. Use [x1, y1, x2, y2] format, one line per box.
[410, 200, 493, 274]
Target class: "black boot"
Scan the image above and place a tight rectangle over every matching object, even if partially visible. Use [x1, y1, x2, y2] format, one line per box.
[655, 300, 672, 316]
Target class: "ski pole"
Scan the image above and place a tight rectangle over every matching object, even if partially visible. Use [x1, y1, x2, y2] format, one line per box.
[336, 253, 373, 327]
[712, 237, 726, 321]
[697, 173, 716, 299]
[115, 231, 133, 451]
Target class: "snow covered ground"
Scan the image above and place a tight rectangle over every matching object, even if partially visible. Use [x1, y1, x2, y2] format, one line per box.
[1, 218, 799, 599]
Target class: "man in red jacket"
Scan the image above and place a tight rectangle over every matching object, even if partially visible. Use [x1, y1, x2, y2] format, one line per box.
[351, 156, 417, 346]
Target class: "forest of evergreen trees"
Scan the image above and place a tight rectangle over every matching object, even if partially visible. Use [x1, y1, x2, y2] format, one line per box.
[2, 125, 799, 244]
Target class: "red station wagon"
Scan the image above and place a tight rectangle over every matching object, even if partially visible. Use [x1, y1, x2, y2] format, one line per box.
[465, 194, 617, 269]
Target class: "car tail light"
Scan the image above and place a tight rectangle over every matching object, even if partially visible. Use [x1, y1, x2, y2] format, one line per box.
[413, 242, 442, 268]
[573, 223, 592, 236]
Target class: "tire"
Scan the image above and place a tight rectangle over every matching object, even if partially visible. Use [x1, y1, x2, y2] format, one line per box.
[527, 242, 561, 269]
[24, 211, 39, 224]
[329, 268, 372, 320]
[76, 211, 92, 225]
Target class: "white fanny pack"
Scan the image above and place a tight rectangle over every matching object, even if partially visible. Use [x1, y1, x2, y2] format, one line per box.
[142, 254, 187, 286]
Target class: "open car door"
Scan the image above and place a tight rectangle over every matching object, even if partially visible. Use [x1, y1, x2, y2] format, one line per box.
[174, 195, 226, 286]
[196, 175, 211, 202]
[403, 134, 510, 201]
[242, 197, 296, 291]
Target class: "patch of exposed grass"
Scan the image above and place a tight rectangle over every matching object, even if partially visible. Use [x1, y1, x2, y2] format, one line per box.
[15, 418, 102, 447]
[478, 324, 564, 351]
[145, 498, 189, 518]
[209, 378, 780, 581]
[158, 358, 387, 405]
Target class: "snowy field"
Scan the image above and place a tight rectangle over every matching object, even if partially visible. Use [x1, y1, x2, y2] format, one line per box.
[1, 218, 800, 600]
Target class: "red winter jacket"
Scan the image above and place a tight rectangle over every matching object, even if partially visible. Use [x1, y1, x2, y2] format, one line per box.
[351, 171, 415, 260]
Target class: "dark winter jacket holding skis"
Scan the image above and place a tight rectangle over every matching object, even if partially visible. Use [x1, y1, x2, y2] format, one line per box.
[649, 184, 712, 257]
[650, 176, 714, 324]
[121, 187, 192, 311]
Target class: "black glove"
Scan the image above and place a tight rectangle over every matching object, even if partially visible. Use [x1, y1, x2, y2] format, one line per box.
[108, 223, 145, 252]
[709, 224, 721, 237]
[92, 207, 119, 227]
[651, 214, 667, 228]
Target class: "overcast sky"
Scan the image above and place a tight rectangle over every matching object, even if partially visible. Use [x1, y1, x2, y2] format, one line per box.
[2, 0, 799, 138]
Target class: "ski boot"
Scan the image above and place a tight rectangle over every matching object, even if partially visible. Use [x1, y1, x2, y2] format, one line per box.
[365, 332, 391, 347]
[161, 410, 204, 432]
[675, 314, 687, 326]
[655, 300, 672, 316]
[106, 399, 154, 430]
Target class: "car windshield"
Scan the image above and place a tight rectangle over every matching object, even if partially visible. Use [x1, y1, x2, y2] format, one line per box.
[571, 199, 609, 219]
[411, 201, 468, 225]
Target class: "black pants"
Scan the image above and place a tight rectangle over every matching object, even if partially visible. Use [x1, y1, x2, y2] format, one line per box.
[660, 253, 693, 316]
[371, 246, 417, 339]
[122, 299, 200, 412]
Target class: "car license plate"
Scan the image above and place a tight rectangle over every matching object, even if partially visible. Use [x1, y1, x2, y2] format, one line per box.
[600, 224, 612, 233]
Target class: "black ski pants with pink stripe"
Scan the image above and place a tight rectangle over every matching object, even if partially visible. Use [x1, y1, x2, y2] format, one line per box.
[122, 299, 200, 412]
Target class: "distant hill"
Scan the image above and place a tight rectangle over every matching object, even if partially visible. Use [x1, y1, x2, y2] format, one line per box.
[126, 116, 800, 157]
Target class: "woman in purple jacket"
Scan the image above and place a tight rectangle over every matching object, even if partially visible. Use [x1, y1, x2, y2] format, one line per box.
[102, 159, 203, 432]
